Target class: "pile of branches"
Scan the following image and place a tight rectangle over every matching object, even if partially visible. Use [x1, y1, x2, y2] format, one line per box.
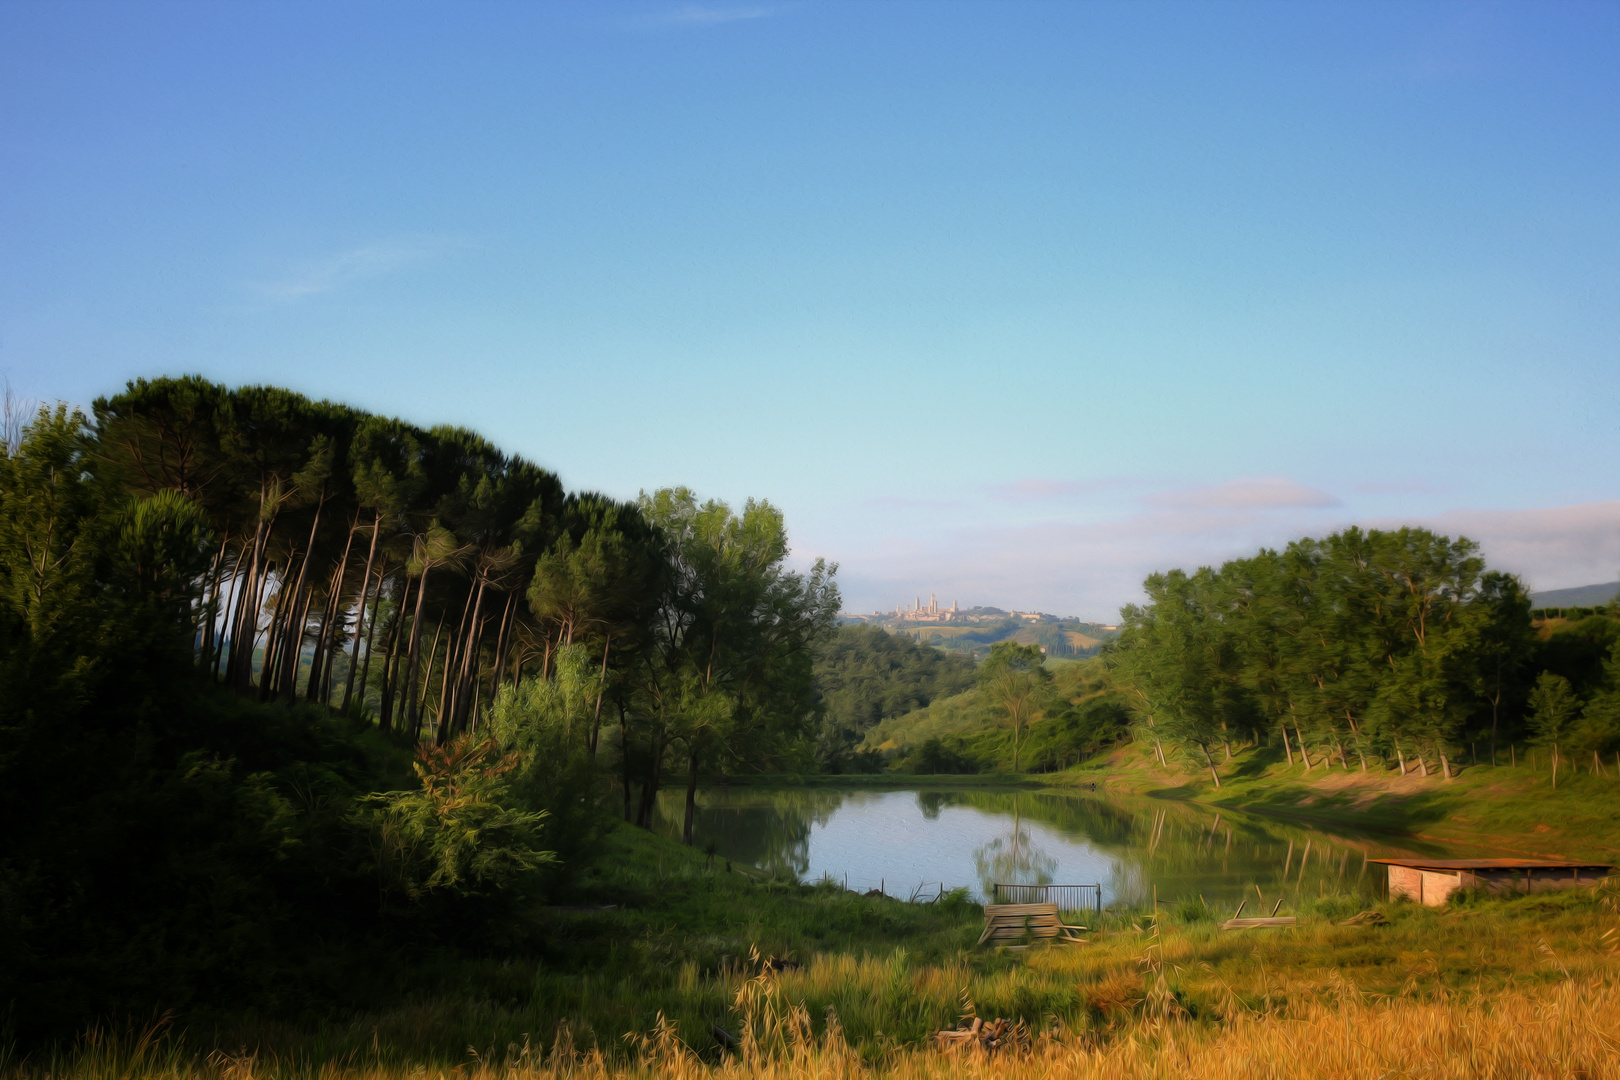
[933, 1016, 1031, 1054]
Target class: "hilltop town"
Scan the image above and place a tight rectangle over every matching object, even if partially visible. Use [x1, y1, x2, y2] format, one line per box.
[840, 595, 1119, 659]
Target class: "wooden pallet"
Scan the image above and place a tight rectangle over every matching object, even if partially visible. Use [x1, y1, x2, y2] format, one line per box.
[978, 902, 1087, 946]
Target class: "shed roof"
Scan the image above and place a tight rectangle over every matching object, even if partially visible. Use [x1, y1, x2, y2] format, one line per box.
[1368, 858, 1612, 871]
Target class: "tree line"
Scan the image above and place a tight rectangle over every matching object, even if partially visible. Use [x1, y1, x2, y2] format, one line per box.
[0, 376, 838, 1037]
[90, 377, 838, 819]
[1110, 526, 1620, 785]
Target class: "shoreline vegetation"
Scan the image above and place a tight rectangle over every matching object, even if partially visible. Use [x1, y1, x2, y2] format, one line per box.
[13, 818, 1620, 1078]
[718, 735, 1620, 858]
[6, 377, 1620, 1076]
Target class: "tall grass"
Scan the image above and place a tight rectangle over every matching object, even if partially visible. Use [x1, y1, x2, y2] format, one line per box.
[20, 970, 1620, 1079]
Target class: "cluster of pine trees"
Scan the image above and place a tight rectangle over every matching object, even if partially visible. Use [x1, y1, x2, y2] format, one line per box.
[0, 376, 838, 1037]
[1111, 526, 1620, 785]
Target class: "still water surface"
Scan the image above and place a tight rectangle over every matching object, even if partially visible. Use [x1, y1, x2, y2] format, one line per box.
[653, 785, 1482, 908]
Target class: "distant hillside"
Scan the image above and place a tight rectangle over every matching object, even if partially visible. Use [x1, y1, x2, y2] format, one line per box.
[1531, 582, 1619, 609]
[899, 618, 1117, 660]
[841, 607, 1120, 661]
[811, 624, 978, 770]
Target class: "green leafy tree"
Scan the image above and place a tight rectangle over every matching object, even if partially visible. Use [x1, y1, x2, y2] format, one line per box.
[1352, 528, 1485, 780]
[1115, 569, 1244, 786]
[1577, 640, 1620, 758]
[978, 640, 1051, 773]
[1528, 671, 1580, 789]
[633, 488, 840, 842]
[1457, 571, 1535, 764]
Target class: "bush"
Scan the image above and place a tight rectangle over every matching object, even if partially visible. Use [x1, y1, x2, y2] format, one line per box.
[1301, 893, 1369, 920]
[896, 737, 980, 775]
[1172, 896, 1216, 923]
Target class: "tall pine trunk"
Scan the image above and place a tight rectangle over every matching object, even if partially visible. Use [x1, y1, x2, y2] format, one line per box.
[258, 568, 289, 702]
[226, 511, 268, 691]
[274, 500, 325, 702]
[378, 573, 410, 734]
[451, 578, 489, 735]
[215, 542, 250, 682]
[355, 558, 390, 716]
[279, 582, 314, 704]
[342, 511, 383, 711]
[415, 616, 446, 743]
[589, 632, 612, 760]
[490, 590, 517, 702]
[619, 699, 633, 822]
[437, 580, 477, 741]
[198, 532, 230, 672]
[403, 564, 434, 734]
[308, 522, 358, 703]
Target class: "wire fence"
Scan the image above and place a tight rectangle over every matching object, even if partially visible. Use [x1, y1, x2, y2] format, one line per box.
[808, 875, 1106, 914]
[991, 882, 1103, 919]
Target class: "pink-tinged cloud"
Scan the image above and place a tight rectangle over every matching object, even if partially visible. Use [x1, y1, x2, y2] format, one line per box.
[1145, 477, 1340, 511]
[986, 478, 1090, 503]
[1353, 479, 1450, 496]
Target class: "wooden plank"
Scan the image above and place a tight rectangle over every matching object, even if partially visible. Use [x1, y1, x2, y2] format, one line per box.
[1219, 916, 1297, 930]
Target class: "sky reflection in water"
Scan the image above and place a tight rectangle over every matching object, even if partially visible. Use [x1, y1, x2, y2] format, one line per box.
[653, 786, 1474, 907]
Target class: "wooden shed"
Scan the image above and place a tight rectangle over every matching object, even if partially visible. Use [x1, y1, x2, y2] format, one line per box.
[1370, 858, 1613, 907]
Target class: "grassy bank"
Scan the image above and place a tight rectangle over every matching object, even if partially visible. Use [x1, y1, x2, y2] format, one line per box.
[1051, 741, 1620, 859]
[16, 820, 1620, 1078]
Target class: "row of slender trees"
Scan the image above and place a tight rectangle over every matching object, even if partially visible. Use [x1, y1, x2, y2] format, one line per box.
[1110, 526, 1562, 785]
[89, 376, 839, 829]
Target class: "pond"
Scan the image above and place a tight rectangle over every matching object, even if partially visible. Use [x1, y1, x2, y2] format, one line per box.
[652, 785, 1483, 909]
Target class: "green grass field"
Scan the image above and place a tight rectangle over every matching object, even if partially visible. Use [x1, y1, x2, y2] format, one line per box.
[1052, 739, 1620, 859]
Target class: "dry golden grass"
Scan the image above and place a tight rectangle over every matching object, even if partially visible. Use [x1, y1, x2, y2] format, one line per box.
[25, 966, 1620, 1080]
[22, 977, 1620, 1080]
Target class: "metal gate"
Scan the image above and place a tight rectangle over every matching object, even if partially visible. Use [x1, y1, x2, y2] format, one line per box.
[991, 882, 1102, 920]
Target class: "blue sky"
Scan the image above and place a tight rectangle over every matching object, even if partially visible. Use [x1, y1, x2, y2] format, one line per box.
[3, 0, 1617, 619]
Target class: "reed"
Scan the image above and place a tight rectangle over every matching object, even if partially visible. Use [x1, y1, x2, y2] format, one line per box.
[19, 971, 1620, 1079]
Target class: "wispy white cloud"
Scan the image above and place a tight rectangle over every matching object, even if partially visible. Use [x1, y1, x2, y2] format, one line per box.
[650, 4, 778, 26]
[255, 238, 465, 301]
[1145, 476, 1340, 511]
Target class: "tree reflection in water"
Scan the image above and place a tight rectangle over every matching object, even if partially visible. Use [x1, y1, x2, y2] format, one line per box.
[971, 796, 1058, 897]
[653, 787, 844, 877]
[656, 784, 1466, 906]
